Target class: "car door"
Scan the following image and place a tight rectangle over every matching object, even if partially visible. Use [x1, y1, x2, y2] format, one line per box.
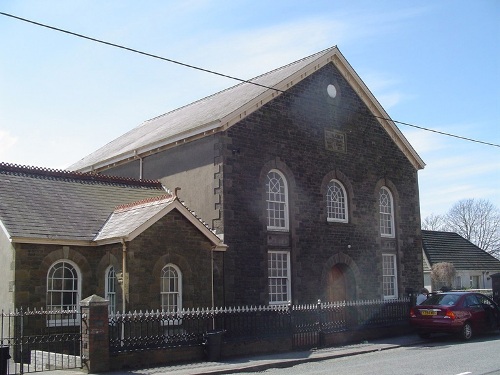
[476, 293, 500, 330]
[463, 294, 487, 331]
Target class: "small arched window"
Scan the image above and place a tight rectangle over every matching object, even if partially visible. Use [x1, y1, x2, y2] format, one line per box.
[379, 187, 395, 237]
[46, 260, 81, 326]
[326, 179, 348, 223]
[105, 266, 117, 314]
[266, 169, 289, 231]
[161, 264, 182, 313]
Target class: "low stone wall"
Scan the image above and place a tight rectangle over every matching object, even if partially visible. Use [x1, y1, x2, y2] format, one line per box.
[81, 296, 413, 373]
[222, 335, 293, 359]
[109, 335, 292, 370]
[322, 323, 414, 347]
[107, 325, 412, 371]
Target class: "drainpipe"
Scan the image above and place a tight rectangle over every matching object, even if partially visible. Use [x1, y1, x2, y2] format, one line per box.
[121, 238, 128, 313]
[138, 155, 143, 180]
[211, 246, 215, 330]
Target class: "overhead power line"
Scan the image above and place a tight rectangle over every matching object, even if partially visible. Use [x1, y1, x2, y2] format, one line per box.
[1, 11, 499, 149]
[0, 11, 275, 91]
[374, 117, 499, 148]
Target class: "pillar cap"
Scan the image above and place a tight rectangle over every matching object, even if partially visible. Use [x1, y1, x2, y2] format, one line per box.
[80, 294, 108, 307]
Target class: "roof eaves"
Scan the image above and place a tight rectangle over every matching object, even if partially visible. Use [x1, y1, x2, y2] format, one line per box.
[77, 120, 222, 174]
[174, 199, 227, 251]
[0, 220, 12, 241]
[10, 236, 95, 246]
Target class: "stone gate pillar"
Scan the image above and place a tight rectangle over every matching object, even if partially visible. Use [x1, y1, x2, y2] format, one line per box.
[80, 295, 110, 373]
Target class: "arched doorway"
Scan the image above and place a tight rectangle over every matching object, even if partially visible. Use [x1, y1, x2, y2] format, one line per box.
[326, 263, 356, 302]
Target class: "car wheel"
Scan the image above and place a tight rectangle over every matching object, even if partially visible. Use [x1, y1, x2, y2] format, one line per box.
[418, 332, 431, 339]
[460, 322, 473, 341]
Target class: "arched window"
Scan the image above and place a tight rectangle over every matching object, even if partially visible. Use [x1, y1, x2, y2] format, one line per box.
[46, 260, 81, 325]
[161, 264, 182, 313]
[266, 169, 289, 231]
[105, 266, 117, 314]
[327, 179, 348, 222]
[379, 187, 395, 237]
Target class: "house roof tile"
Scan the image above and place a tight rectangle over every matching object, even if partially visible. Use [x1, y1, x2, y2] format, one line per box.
[0, 163, 165, 242]
[422, 230, 500, 271]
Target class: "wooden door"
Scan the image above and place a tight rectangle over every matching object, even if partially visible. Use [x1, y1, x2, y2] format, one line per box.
[327, 264, 347, 302]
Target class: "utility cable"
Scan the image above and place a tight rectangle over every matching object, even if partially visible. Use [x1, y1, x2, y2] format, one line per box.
[1, 11, 498, 148]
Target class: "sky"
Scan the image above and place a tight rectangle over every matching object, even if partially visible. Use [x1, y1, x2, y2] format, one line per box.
[0, 0, 499, 219]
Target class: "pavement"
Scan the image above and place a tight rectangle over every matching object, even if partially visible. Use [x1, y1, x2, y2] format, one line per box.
[33, 333, 424, 375]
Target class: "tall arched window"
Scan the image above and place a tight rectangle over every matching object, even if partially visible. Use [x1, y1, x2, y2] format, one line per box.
[47, 260, 81, 325]
[379, 187, 395, 237]
[161, 264, 182, 313]
[327, 179, 348, 222]
[266, 169, 289, 231]
[105, 266, 117, 314]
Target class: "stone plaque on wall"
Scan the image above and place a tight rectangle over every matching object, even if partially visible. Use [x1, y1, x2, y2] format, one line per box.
[325, 129, 346, 153]
[381, 239, 396, 250]
[267, 233, 290, 247]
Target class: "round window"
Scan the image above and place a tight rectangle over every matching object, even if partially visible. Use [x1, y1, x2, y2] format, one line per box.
[327, 84, 337, 98]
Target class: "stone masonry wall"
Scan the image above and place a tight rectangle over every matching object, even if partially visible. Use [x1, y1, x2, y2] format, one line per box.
[221, 62, 423, 305]
[14, 209, 224, 312]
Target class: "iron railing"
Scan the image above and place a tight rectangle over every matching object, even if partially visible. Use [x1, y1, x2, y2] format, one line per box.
[0, 309, 82, 374]
[108, 298, 410, 353]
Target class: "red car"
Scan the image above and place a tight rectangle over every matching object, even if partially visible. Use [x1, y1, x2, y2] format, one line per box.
[410, 292, 500, 340]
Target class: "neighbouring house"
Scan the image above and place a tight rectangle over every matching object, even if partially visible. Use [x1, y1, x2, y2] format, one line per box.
[70, 46, 425, 306]
[0, 163, 227, 314]
[422, 230, 500, 292]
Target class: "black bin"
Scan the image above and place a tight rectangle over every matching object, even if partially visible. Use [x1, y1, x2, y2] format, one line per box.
[203, 331, 224, 362]
[0, 346, 11, 375]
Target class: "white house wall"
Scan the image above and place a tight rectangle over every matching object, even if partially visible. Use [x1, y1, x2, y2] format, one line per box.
[0, 222, 15, 311]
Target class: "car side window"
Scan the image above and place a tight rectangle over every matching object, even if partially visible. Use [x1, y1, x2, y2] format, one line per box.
[476, 294, 493, 307]
[442, 295, 459, 306]
[464, 294, 480, 307]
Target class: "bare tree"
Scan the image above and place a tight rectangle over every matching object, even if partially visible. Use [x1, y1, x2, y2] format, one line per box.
[445, 199, 500, 258]
[423, 199, 500, 258]
[421, 213, 446, 231]
[430, 262, 456, 290]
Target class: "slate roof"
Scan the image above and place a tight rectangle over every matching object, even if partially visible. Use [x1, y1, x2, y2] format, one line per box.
[95, 195, 176, 242]
[422, 230, 500, 271]
[69, 46, 424, 172]
[94, 194, 226, 250]
[0, 163, 165, 243]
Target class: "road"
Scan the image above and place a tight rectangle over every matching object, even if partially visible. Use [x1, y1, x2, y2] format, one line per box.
[239, 333, 500, 375]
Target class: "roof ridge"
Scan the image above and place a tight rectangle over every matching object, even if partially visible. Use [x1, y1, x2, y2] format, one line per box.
[114, 194, 174, 211]
[0, 162, 163, 188]
[141, 46, 337, 126]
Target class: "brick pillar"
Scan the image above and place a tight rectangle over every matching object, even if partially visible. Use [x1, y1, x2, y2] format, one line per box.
[80, 295, 110, 373]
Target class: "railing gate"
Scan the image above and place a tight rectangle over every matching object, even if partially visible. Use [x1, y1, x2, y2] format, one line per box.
[1, 309, 82, 374]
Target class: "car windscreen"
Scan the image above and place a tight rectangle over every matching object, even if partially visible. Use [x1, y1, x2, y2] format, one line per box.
[423, 294, 460, 306]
